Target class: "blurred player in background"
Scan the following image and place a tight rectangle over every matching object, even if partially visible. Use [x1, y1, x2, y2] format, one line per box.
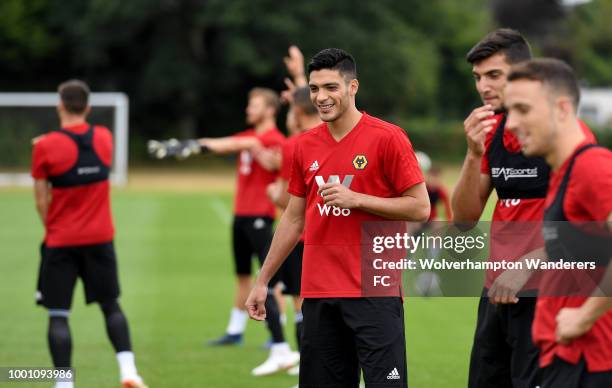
[505, 58, 612, 388]
[415, 151, 452, 223]
[32, 80, 146, 388]
[413, 151, 451, 296]
[148, 87, 299, 375]
[246, 48, 429, 388]
[425, 165, 451, 222]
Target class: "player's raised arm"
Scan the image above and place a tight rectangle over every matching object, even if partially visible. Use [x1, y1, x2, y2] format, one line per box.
[198, 136, 262, 154]
[451, 106, 495, 222]
[246, 195, 305, 321]
[147, 135, 263, 159]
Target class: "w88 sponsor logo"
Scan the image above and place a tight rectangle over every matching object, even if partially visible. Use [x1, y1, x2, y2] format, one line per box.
[317, 203, 351, 217]
[315, 174, 353, 217]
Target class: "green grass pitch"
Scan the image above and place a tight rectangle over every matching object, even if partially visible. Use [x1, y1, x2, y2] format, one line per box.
[0, 187, 483, 387]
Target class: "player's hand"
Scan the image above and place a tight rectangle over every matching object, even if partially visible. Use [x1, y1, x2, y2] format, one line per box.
[280, 78, 297, 104]
[267, 182, 280, 203]
[556, 307, 593, 345]
[487, 268, 532, 304]
[283, 45, 306, 85]
[253, 146, 281, 171]
[318, 182, 361, 209]
[463, 105, 496, 157]
[147, 139, 203, 160]
[246, 283, 268, 321]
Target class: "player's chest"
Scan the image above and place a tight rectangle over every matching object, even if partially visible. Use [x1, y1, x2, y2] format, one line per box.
[302, 141, 383, 193]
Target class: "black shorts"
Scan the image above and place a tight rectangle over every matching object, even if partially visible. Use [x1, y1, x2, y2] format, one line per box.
[300, 297, 407, 388]
[232, 216, 276, 280]
[279, 241, 303, 296]
[468, 288, 540, 388]
[36, 241, 120, 310]
[542, 356, 612, 388]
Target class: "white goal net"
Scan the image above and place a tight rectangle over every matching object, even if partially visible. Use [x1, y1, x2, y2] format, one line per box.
[0, 92, 129, 187]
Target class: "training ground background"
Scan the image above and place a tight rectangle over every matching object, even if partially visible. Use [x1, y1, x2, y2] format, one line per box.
[0, 165, 496, 387]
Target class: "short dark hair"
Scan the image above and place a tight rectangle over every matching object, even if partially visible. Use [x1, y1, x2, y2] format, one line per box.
[508, 58, 580, 108]
[307, 48, 356, 80]
[58, 79, 90, 114]
[466, 28, 532, 65]
[292, 87, 318, 116]
[249, 87, 281, 115]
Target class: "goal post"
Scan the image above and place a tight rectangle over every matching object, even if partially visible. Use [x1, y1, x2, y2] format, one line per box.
[0, 92, 129, 187]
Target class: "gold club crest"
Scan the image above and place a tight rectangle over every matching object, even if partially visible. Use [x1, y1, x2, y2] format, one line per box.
[352, 154, 368, 170]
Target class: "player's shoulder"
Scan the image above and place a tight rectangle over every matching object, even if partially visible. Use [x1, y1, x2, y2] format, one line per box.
[266, 126, 285, 137]
[234, 128, 256, 137]
[574, 145, 612, 175]
[32, 130, 64, 149]
[362, 113, 406, 139]
[570, 145, 612, 194]
[93, 125, 113, 140]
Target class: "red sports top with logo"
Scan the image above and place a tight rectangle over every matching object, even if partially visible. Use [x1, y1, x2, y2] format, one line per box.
[31, 123, 114, 247]
[533, 142, 612, 372]
[288, 113, 424, 298]
[481, 115, 596, 222]
[232, 127, 285, 218]
[481, 114, 596, 288]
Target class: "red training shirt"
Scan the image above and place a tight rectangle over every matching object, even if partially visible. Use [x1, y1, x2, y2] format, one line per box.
[232, 127, 285, 218]
[31, 123, 114, 247]
[533, 142, 612, 372]
[288, 113, 424, 298]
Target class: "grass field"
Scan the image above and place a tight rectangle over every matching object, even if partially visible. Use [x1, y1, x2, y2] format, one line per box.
[0, 168, 495, 387]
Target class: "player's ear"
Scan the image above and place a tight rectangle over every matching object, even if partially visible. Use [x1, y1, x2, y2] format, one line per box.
[555, 96, 573, 122]
[349, 79, 359, 97]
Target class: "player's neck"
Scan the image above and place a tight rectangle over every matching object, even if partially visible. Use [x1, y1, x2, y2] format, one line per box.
[60, 115, 87, 128]
[327, 107, 362, 141]
[254, 118, 276, 134]
[547, 122, 585, 171]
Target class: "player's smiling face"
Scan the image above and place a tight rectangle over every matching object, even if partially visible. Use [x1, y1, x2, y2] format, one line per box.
[505, 79, 555, 157]
[308, 69, 356, 122]
[472, 53, 512, 112]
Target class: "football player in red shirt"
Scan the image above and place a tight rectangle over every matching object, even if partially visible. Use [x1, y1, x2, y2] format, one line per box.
[32, 80, 146, 388]
[246, 48, 429, 388]
[451, 30, 546, 388]
[149, 88, 298, 375]
[505, 58, 612, 388]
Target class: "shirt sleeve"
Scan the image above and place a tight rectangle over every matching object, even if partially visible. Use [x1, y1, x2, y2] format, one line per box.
[31, 139, 48, 179]
[383, 129, 424, 194]
[259, 131, 285, 148]
[287, 140, 306, 198]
